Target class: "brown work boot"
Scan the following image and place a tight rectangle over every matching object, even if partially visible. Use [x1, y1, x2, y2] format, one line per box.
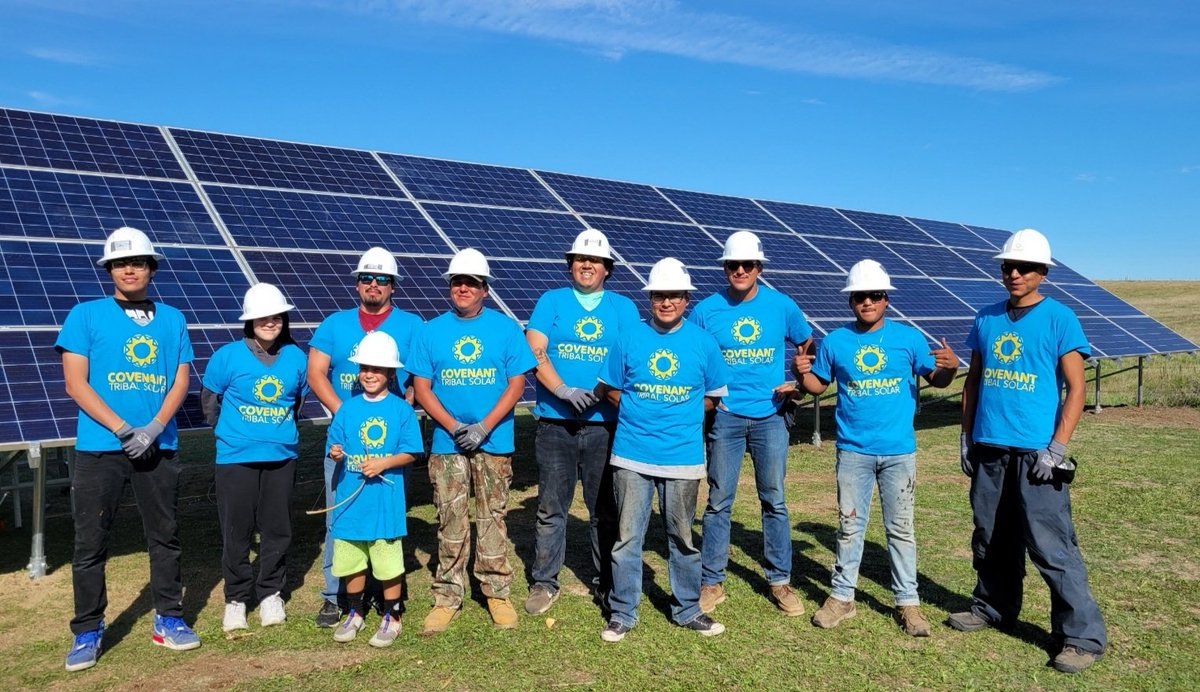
[1053, 646, 1103, 673]
[487, 597, 519, 630]
[769, 584, 805, 617]
[421, 605, 460, 635]
[811, 596, 856, 629]
[897, 605, 931, 637]
[699, 583, 726, 614]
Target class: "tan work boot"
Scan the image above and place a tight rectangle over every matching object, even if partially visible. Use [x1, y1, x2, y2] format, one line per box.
[897, 605, 931, 637]
[1053, 645, 1103, 673]
[811, 595, 856, 629]
[487, 597, 519, 630]
[421, 605, 460, 635]
[699, 583, 726, 614]
[769, 584, 805, 616]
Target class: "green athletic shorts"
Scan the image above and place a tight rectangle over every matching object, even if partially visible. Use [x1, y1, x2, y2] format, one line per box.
[332, 538, 405, 581]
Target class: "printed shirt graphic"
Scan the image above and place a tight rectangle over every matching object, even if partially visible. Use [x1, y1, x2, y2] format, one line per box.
[526, 287, 640, 422]
[55, 297, 194, 452]
[309, 307, 423, 404]
[812, 320, 934, 455]
[691, 284, 812, 418]
[601, 320, 730, 475]
[407, 307, 538, 454]
[967, 298, 1090, 449]
[325, 394, 424, 541]
[203, 341, 309, 463]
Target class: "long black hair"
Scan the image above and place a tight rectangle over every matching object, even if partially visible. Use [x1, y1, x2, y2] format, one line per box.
[243, 312, 294, 347]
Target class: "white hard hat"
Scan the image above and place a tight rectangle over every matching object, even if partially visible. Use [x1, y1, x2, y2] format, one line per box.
[565, 228, 613, 260]
[239, 282, 295, 321]
[718, 230, 767, 263]
[348, 331, 404, 369]
[443, 248, 493, 281]
[993, 228, 1056, 266]
[350, 246, 402, 279]
[97, 226, 164, 267]
[643, 257, 696, 292]
[841, 259, 896, 293]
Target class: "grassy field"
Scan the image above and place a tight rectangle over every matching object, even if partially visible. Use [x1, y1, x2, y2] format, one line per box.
[0, 282, 1197, 690]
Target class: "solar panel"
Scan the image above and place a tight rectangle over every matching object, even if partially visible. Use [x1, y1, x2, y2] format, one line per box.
[802, 236, 921, 276]
[537, 171, 687, 222]
[584, 216, 722, 267]
[757, 273, 850, 320]
[744, 231, 841, 274]
[964, 225, 1008, 249]
[1112, 317, 1197, 355]
[1058, 284, 1144, 317]
[659, 187, 789, 232]
[380, 154, 564, 211]
[423, 204, 583, 260]
[906, 217, 993, 250]
[0, 108, 185, 179]
[839, 209, 935, 244]
[1079, 317, 1153, 358]
[756, 200, 871, 239]
[884, 242, 991, 279]
[887, 277, 976, 318]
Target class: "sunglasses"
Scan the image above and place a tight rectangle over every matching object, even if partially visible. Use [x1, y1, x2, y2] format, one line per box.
[850, 291, 888, 304]
[357, 273, 394, 286]
[1001, 262, 1043, 276]
[571, 255, 606, 265]
[723, 260, 760, 273]
[110, 257, 151, 270]
[650, 292, 687, 304]
[450, 276, 485, 289]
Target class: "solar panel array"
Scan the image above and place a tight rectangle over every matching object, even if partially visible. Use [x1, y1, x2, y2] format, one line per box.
[1, 107, 1195, 448]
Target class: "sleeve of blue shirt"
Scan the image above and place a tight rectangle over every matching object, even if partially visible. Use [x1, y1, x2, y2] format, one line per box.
[618, 296, 641, 329]
[405, 324, 434, 380]
[966, 318, 981, 354]
[689, 302, 707, 330]
[601, 336, 626, 389]
[1058, 309, 1091, 359]
[326, 406, 346, 457]
[811, 337, 834, 384]
[309, 317, 335, 357]
[504, 322, 539, 377]
[526, 291, 555, 336]
[785, 300, 813, 345]
[702, 334, 731, 392]
[176, 311, 195, 364]
[202, 344, 231, 394]
[394, 402, 425, 455]
[54, 303, 91, 356]
[911, 329, 936, 377]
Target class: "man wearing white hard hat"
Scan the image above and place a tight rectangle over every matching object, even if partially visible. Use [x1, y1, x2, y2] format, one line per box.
[524, 229, 639, 616]
[408, 248, 538, 633]
[307, 246, 424, 627]
[793, 260, 957, 636]
[952, 229, 1107, 673]
[201, 283, 310, 633]
[596, 257, 731, 642]
[56, 226, 199, 671]
[692, 230, 813, 617]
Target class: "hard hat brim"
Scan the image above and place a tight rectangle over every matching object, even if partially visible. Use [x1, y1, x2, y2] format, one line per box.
[992, 250, 1056, 267]
[239, 303, 296, 321]
[348, 355, 404, 368]
[97, 250, 165, 267]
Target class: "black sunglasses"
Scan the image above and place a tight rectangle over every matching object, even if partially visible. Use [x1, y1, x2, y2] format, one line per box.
[358, 273, 394, 286]
[723, 260, 760, 272]
[850, 291, 888, 304]
[110, 257, 151, 270]
[1001, 262, 1043, 276]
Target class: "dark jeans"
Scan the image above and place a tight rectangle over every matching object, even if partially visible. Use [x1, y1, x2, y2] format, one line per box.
[968, 444, 1107, 654]
[215, 459, 296, 604]
[530, 419, 617, 594]
[70, 449, 183, 634]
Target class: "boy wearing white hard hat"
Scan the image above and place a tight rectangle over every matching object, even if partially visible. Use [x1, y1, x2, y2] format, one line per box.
[56, 226, 198, 671]
[952, 229, 1107, 673]
[201, 283, 310, 633]
[324, 331, 424, 648]
[409, 248, 538, 633]
[793, 260, 957, 636]
[597, 257, 731, 642]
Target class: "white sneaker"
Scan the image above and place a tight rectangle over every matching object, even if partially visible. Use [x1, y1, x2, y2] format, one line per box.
[259, 593, 286, 627]
[223, 601, 248, 632]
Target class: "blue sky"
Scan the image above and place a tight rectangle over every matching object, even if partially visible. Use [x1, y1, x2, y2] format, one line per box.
[3, 0, 1198, 279]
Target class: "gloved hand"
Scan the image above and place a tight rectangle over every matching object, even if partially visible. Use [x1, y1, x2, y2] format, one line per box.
[455, 422, 490, 452]
[115, 423, 135, 444]
[960, 432, 975, 477]
[450, 422, 467, 439]
[122, 419, 165, 459]
[1032, 439, 1067, 482]
[554, 383, 599, 414]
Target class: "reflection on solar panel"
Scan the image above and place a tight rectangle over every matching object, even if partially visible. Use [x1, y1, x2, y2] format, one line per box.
[0, 106, 1194, 447]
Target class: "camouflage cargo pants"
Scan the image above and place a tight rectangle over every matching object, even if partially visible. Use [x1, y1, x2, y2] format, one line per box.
[429, 452, 514, 607]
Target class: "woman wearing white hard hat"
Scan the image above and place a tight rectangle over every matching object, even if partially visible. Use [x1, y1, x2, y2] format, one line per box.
[201, 282, 310, 633]
[523, 228, 640, 616]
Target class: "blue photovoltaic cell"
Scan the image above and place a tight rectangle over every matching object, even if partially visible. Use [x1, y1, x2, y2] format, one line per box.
[952, 247, 1004, 277]
[906, 217, 993, 250]
[538, 171, 687, 223]
[658, 187, 788, 232]
[171, 129, 402, 197]
[584, 216, 721, 267]
[205, 186, 452, 254]
[1046, 261, 1091, 285]
[379, 154, 563, 211]
[886, 242, 991, 279]
[931, 279, 1005, 311]
[149, 246, 250, 325]
[756, 200, 871, 239]
[0, 329, 71, 444]
[0, 108, 185, 179]
[1038, 281, 1097, 316]
[906, 318, 974, 365]
[803, 236, 920, 276]
[487, 259, 648, 322]
[758, 272, 850, 320]
[736, 230, 841, 274]
[1059, 284, 1143, 317]
[887, 277, 975, 318]
[423, 204, 582, 261]
[0, 168, 223, 245]
[1111, 317, 1197, 354]
[839, 209, 935, 244]
[1079, 317, 1151, 358]
[964, 225, 1008, 249]
[681, 267, 735, 307]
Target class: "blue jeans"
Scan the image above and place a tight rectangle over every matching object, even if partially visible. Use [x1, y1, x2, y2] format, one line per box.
[701, 409, 791, 586]
[968, 445, 1107, 654]
[321, 455, 341, 604]
[608, 468, 702, 628]
[830, 450, 919, 606]
[530, 420, 617, 593]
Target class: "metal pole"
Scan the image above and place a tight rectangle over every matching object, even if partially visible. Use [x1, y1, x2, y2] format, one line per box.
[10, 454, 21, 529]
[27, 444, 47, 580]
[1137, 356, 1145, 407]
[1092, 361, 1103, 414]
[811, 393, 822, 448]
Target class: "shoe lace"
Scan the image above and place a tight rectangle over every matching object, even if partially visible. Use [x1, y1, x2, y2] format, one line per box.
[74, 629, 102, 647]
[158, 616, 189, 632]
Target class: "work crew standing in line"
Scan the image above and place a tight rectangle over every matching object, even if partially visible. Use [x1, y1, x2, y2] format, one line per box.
[952, 229, 1107, 674]
[793, 260, 957, 636]
[58, 226, 199, 671]
[306, 247, 423, 627]
[201, 283, 309, 633]
[693, 231, 813, 617]
[409, 248, 538, 634]
[524, 229, 640, 616]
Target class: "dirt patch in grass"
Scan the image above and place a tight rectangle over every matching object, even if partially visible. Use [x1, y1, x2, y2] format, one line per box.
[1089, 405, 1200, 429]
[119, 649, 372, 691]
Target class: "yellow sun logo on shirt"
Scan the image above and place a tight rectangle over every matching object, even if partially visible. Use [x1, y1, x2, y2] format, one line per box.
[452, 335, 483, 364]
[853, 344, 887, 375]
[992, 332, 1023, 364]
[124, 334, 158, 367]
[253, 375, 284, 404]
[731, 316, 761, 345]
[360, 417, 387, 449]
[574, 316, 604, 342]
[648, 349, 680, 380]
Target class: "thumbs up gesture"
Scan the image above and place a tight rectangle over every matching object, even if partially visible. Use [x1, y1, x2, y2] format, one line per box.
[930, 338, 959, 370]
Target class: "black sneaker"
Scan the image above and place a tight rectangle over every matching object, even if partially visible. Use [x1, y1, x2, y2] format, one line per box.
[315, 600, 342, 628]
[600, 620, 631, 642]
[681, 613, 726, 637]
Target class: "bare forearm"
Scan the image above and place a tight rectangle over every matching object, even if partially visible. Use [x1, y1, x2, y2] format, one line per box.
[481, 378, 527, 431]
[797, 373, 828, 396]
[152, 366, 190, 424]
[528, 331, 565, 391]
[961, 354, 982, 434]
[414, 379, 458, 431]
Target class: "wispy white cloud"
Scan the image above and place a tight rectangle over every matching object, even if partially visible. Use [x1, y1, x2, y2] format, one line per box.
[27, 90, 73, 106]
[26, 47, 104, 66]
[1180, 165, 1200, 174]
[1075, 172, 1097, 183]
[331, 0, 1058, 91]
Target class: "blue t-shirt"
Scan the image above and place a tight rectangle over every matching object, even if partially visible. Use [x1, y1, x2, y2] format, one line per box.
[407, 308, 538, 455]
[601, 320, 730, 478]
[203, 341, 309, 464]
[812, 320, 935, 455]
[308, 307, 423, 404]
[55, 298, 194, 452]
[527, 287, 640, 422]
[691, 284, 812, 418]
[967, 297, 1090, 450]
[326, 394, 424, 541]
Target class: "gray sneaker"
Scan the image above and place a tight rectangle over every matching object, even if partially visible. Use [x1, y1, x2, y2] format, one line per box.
[333, 610, 365, 643]
[368, 613, 402, 648]
[524, 585, 560, 615]
[681, 613, 725, 637]
[811, 596, 857, 629]
[947, 610, 991, 632]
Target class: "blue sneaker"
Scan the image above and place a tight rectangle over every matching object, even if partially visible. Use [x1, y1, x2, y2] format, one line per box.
[152, 614, 201, 651]
[65, 622, 104, 671]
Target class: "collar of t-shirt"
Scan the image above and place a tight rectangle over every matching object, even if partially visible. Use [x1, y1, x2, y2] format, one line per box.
[115, 298, 155, 326]
[573, 287, 604, 311]
[243, 337, 280, 367]
[649, 319, 684, 335]
[1006, 297, 1046, 322]
[358, 305, 392, 333]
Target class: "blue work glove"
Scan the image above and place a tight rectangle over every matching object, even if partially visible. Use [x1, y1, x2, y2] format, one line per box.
[554, 383, 599, 414]
[960, 432, 975, 477]
[1032, 439, 1067, 482]
[454, 423, 490, 452]
[122, 419, 165, 459]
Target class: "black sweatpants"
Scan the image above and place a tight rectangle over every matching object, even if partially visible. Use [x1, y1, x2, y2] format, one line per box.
[214, 459, 296, 604]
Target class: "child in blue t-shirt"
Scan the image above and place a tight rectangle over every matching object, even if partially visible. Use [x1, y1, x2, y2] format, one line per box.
[324, 332, 425, 648]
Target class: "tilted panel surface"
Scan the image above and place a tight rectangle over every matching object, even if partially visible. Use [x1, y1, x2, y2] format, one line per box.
[423, 204, 583, 260]
[803, 236, 920, 276]
[538, 171, 687, 222]
[907, 217, 993, 250]
[887, 242, 991, 279]
[839, 209, 934, 244]
[1111, 317, 1197, 354]
[741, 231, 840, 274]
[1060, 284, 1144, 317]
[1079, 317, 1150, 358]
[0, 330, 70, 445]
[756, 200, 871, 239]
[0, 108, 185, 179]
[755, 273, 848, 320]
[887, 277, 975, 318]
[380, 154, 564, 211]
[584, 217, 720, 267]
[659, 187, 788, 232]
[964, 225, 1007, 249]
[930, 279, 1005, 311]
